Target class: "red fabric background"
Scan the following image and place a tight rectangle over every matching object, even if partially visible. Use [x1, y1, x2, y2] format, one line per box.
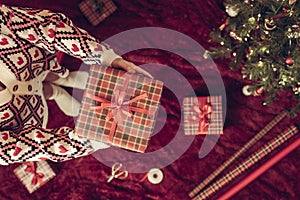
[0, 0, 299, 199]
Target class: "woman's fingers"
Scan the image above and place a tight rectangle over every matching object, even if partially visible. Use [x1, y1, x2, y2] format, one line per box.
[119, 60, 136, 73]
[132, 65, 153, 78]
[111, 58, 153, 78]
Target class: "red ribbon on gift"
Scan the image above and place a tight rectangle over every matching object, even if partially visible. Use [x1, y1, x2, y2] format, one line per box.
[188, 102, 212, 133]
[24, 162, 45, 186]
[91, 74, 151, 141]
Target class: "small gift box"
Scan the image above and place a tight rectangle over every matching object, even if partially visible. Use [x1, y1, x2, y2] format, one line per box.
[183, 96, 223, 135]
[14, 161, 56, 193]
[79, 0, 117, 26]
[76, 65, 163, 153]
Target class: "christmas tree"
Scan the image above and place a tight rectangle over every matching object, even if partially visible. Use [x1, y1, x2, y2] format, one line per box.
[208, 0, 300, 113]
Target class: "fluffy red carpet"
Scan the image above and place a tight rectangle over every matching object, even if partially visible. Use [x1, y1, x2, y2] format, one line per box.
[0, 0, 299, 199]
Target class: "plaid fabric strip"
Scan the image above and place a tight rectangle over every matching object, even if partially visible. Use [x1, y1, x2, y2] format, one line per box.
[76, 65, 163, 152]
[183, 96, 223, 135]
[13, 161, 56, 193]
[79, 0, 117, 26]
[189, 110, 287, 197]
[193, 125, 298, 200]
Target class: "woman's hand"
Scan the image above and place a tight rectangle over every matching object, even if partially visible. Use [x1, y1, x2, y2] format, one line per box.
[111, 58, 153, 78]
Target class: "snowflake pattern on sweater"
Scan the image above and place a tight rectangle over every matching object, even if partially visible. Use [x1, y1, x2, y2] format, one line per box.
[0, 4, 120, 165]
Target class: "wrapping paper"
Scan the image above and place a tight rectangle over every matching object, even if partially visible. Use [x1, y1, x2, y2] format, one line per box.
[193, 125, 299, 200]
[76, 65, 163, 152]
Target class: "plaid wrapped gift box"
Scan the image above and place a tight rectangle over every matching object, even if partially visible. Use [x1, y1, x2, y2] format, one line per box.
[76, 65, 163, 153]
[183, 96, 223, 135]
[14, 161, 56, 193]
[79, 0, 117, 26]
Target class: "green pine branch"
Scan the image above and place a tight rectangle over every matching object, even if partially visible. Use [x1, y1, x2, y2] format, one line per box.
[209, 0, 300, 114]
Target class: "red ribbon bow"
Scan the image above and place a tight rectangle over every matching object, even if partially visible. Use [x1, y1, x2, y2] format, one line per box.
[24, 162, 44, 186]
[188, 103, 212, 133]
[91, 74, 151, 141]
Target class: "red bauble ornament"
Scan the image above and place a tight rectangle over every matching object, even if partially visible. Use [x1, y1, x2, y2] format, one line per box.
[285, 56, 294, 65]
[254, 87, 263, 96]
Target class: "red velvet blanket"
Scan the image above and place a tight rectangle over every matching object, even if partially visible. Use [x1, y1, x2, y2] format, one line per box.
[0, 0, 299, 199]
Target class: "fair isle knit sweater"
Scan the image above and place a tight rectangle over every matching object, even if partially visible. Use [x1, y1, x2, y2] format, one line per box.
[0, 4, 120, 165]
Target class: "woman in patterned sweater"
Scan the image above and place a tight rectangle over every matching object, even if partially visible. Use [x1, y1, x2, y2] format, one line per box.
[0, 4, 138, 165]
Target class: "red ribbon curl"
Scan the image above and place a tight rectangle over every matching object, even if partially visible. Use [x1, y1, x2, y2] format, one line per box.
[188, 102, 212, 133]
[24, 162, 45, 186]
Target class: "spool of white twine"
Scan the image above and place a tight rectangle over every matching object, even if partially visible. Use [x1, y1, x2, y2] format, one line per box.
[147, 168, 163, 184]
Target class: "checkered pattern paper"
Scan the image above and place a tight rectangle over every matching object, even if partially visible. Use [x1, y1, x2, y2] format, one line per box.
[183, 96, 223, 135]
[193, 125, 298, 200]
[189, 110, 287, 198]
[76, 65, 163, 153]
[79, 0, 117, 26]
[14, 161, 56, 194]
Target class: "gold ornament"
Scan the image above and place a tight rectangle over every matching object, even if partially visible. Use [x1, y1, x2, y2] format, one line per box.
[229, 31, 237, 38]
[203, 50, 210, 59]
[248, 17, 256, 25]
[264, 19, 276, 30]
[226, 5, 240, 17]
[242, 85, 263, 96]
[292, 87, 300, 94]
[287, 25, 300, 39]
[258, 61, 264, 67]
[289, 0, 297, 5]
[245, 47, 254, 58]
[229, 31, 242, 41]
[259, 46, 268, 53]
[260, 31, 267, 40]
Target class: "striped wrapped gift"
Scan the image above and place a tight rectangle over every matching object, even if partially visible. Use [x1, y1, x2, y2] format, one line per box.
[14, 161, 56, 194]
[76, 65, 163, 153]
[79, 0, 117, 26]
[183, 96, 223, 135]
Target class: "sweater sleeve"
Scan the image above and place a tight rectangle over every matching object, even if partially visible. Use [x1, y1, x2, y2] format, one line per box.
[0, 126, 94, 165]
[0, 4, 121, 67]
